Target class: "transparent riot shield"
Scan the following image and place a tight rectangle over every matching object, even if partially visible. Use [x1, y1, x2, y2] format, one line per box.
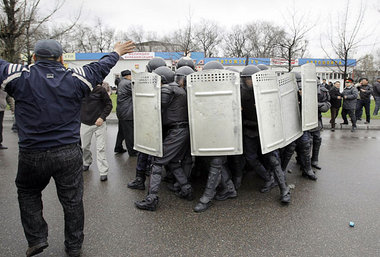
[301, 63, 318, 131]
[187, 70, 242, 156]
[132, 72, 163, 157]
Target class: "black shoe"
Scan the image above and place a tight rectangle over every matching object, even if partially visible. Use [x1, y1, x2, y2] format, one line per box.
[302, 169, 317, 180]
[82, 165, 89, 171]
[331, 128, 335, 132]
[311, 161, 322, 170]
[364, 121, 370, 124]
[26, 241, 49, 257]
[175, 190, 195, 201]
[135, 196, 159, 211]
[114, 148, 127, 154]
[100, 175, 107, 181]
[260, 177, 277, 193]
[214, 189, 237, 201]
[167, 182, 180, 193]
[281, 186, 291, 204]
[127, 177, 145, 190]
[65, 247, 81, 257]
[340, 122, 348, 125]
[351, 126, 357, 132]
[0, 144, 8, 150]
[193, 201, 212, 213]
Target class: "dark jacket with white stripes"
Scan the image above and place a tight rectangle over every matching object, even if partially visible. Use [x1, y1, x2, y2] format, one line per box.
[0, 52, 120, 149]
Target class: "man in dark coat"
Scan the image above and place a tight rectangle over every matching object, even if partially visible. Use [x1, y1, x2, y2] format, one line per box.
[329, 81, 343, 131]
[116, 70, 138, 157]
[341, 78, 358, 132]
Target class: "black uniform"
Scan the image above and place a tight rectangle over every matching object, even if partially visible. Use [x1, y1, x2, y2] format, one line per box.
[135, 83, 193, 210]
[239, 81, 290, 203]
[309, 85, 331, 169]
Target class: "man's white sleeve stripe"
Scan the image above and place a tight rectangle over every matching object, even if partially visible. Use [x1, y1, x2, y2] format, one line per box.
[16, 64, 22, 72]
[11, 64, 17, 73]
[79, 67, 85, 76]
[8, 64, 13, 75]
[72, 73, 93, 91]
[1, 73, 22, 90]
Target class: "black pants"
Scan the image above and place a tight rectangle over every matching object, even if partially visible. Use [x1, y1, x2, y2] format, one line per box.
[355, 99, 370, 123]
[329, 107, 340, 127]
[0, 111, 3, 144]
[114, 121, 124, 151]
[341, 108, 356, 126]
[119, 120, 137, 155]
[16, 144, 84, 250]
[148, 127, 190, 196]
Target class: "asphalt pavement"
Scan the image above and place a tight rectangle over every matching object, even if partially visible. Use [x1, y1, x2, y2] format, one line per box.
[0, 118, 380, 257]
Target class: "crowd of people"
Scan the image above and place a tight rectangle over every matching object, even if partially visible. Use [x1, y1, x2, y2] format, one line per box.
[0, 38, 379, 256]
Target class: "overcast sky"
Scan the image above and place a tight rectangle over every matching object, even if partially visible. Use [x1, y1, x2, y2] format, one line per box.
[42, 0, 380, 58]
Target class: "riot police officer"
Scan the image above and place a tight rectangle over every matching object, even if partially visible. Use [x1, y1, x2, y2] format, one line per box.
[135, 66, 194, 211]
[128, 57, 167, 190]
[309, 80, 331, 170]
[193, 61, 238, 212]
[240, 65, 290, 203]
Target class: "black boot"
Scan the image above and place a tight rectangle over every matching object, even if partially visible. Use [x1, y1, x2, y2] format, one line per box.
[215, 166, 237, 201]
[169, 162, 194, 200]
[135, 194, 159, 211]
[272, 169, 291, 204]
[260, 175, 277, 193]
[193, 163, 221, 213]
[127, 170, 146, 190]
[215, 179, 237, 201]
[176, 184, 194, 201]
[311, 136, 322, 170]
[302, 168, 317, 180]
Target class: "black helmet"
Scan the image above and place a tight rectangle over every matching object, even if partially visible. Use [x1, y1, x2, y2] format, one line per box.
[153, 66, 175, 84]
[176, 57, 195, 70]
[240, 65, 260, 77]
[203, 61, 224, 70]
[257, 64, 268, 70]
[225, 67, 240, 73]
[175, 66, 195, 88]
[146, 57, 166, 72]
[175, 66, 195, 77]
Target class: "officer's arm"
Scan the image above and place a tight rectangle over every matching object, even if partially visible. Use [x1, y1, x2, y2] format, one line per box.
[161, 86, 173, 110]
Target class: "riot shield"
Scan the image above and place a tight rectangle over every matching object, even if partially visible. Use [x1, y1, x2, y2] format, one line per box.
[252, 70, 285, 154]
[132, 72, 163, 157]
[187, 70, 242, 156]
[301, 63, 318, 131]
[278, 73, 303, 146]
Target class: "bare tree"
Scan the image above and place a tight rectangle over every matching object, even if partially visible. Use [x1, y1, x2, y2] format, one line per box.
[278, 8, 312, 71]
[194, 19, 222, 57]
[169, 17, 199, 56]
[223, 25, 248, 58]
[0, 0, 80, 63]
[245, 21, 286, 58]
[321, 0, 366, 80]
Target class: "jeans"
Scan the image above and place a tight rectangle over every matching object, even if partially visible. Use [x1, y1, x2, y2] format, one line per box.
[373, 96, 380, 116]
[355, 99, 370, 122]
[15, 144, 84, 250]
